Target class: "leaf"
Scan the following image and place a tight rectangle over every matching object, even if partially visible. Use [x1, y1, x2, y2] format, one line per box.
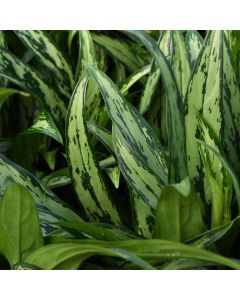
[185, 31, 240, 192]
[196, 112, 232, 227]
[0, 88, 30, 109]
[41, 148, 58, 171]
[54, 220, 138, 241]
[153, 178, 205, 242]
[92, 32, 146, 72]
[0, 153, 81, 236]
[25, 239, 240, 270]
[15, 30, 74, 97]
[87, 122, 114, 154]
[66, 74, 121, 224]
[0, 184, 43, 268]
[185, 30, 203, 69]
[105, 166, 120, 189]
[0, 47, 67, 123]
[77, 31, 108, 132]
[198, 141, 240, 213]
[119, 65, 151, 96]
[25, 242, 153, 270]
[88, 64, 168, 208]
[23, 111, 63, 144]
[187, 216, 240, 249]
[224, 30, 240, 79]
[99, 155, 117, 169]
[127, 30, 188, 184]
[129, 187, 155, 239]
[42, 168, 71, 189]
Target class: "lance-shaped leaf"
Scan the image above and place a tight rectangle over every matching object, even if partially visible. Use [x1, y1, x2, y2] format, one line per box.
[77, 31, 108, 132]
[120, 65, 150, 96]
[185, 31, 240, 192]
[25, 239, 240, 270]
[0, 184, 43, 268]
[126, 30, 188, 184]
[15, 30, 74, 97]
[23, 111, 63, 144]
[196, 112, 232, 227]
[25, 242, 153, 270]
[66, 74, 121, 224]
[87, 64, 167, 208]
[92, 32, 146, 72]
[139, 31, 190, 116]
[0, 153, 81, 236]
[198, 141, 240, 213]
[0, 47, 67, 122]
[187, 216, 240, 249]
[185, 30, 203, 69]
[54, 220, 138, 241]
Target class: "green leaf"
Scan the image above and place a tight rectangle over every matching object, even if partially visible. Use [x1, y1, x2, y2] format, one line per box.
[23, 111, 63, 144]
[87, 122, 114, 154]
[153, 178, 205, 242]
[105, 166, 120, 189]
[185, 30, 203, 69]
[0, 88, 30, 109]
[87, 64, 167, 208]
[25, 242, 153, 270]
[127, 30, 188, 184]
[185, 31, 240, 192]
[15, 30, 74, 97]
[54, 220, 138, 241]
[66, 74, 121, 224]
[92, 32, 146, 72]
[41, 148, 58, 171]
[198, 141, 240, 213]
[120, 65, 151, 96]
[25, 239, 240, 270]
[196, 112, 232, 227]
[42, 168, 71, 189]
[224, 30, 240, 79]
[129, 187, 155, 239]
[0, 47, 67, 123]
[0, 153, 81, 236]
[187, 216, 240, 249]
[0, 184, 43, 268]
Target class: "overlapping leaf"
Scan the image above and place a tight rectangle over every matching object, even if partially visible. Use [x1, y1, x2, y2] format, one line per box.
[66, 74, 121, 224]
[87, 64, 167, 208]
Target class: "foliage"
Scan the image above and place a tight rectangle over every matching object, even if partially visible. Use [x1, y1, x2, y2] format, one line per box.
[1, 30, 240, 270]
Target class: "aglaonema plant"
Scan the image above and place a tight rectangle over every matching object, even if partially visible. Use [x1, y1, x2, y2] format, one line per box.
[0, 30, 240, 270]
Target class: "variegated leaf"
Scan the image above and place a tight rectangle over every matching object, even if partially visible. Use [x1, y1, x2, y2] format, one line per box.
[197, 112, 232, 227]
[0, 47, 67, 123]
[185, 31, 240, 193]
[66, 74, 121, 224]
[15, 30, 74, 97]
[0, 153, 81, 236]
[92, 32, 146, 72]
[120, 65, 150, 96]
[129, 188, 155, 238]
[127, 30, 188, 184]
[87, 64, 167, 208]
[185, 30, 203, 69]
[24, 111, 63, 144]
